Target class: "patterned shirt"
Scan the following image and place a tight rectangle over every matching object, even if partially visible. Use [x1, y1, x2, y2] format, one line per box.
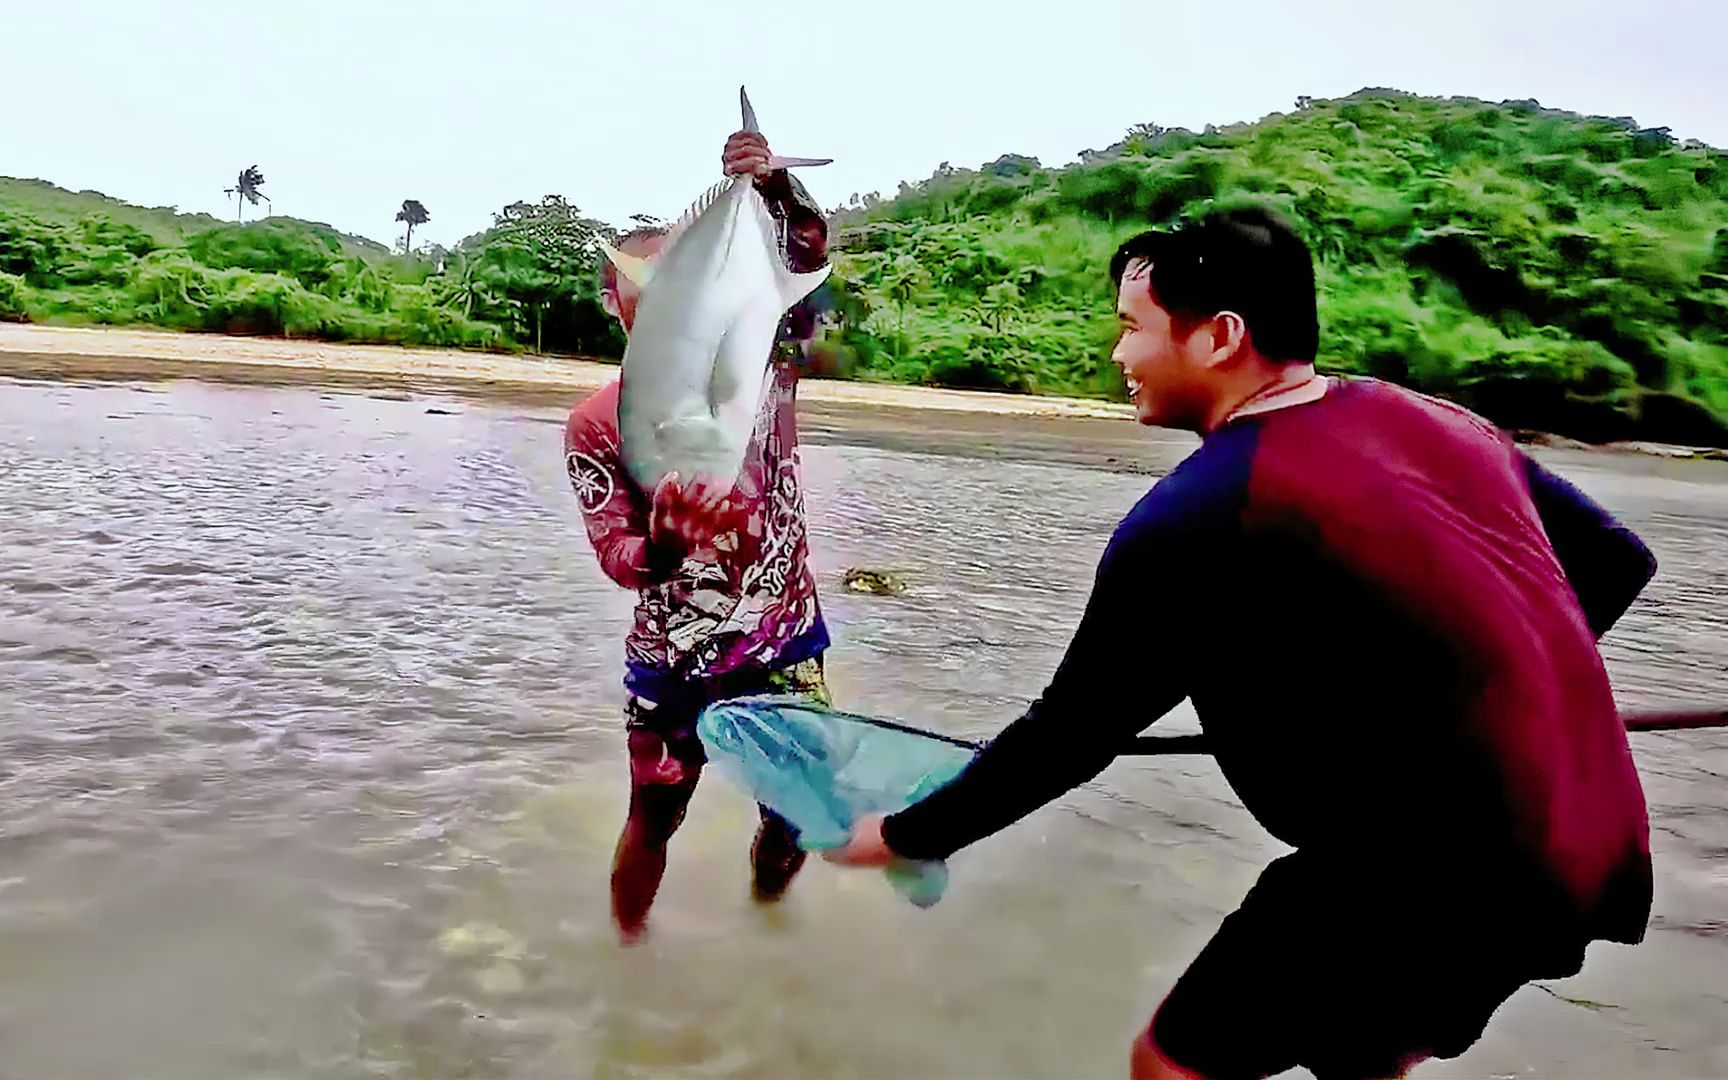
[564, 170, 831, 706]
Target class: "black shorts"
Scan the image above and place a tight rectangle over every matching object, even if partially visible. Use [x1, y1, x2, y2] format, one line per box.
[624, 657, 831, 782]
[1148, 849, 1589, 1080]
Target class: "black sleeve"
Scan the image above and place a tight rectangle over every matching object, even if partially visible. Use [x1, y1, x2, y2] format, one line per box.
[880, 521, 1196, 862]
[1518, 451, 1658, 638]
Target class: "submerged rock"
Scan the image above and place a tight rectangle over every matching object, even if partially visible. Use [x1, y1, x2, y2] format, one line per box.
[843, 568, 908, 595]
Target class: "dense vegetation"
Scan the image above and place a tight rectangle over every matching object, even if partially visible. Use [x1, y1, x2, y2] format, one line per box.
[4, 87, 1726, 445]
[0, 180, 622, 357]
[821, 90, 1728, 445]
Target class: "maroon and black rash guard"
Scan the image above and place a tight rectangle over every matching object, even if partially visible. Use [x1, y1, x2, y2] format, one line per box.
[883, 377, 1656, 945]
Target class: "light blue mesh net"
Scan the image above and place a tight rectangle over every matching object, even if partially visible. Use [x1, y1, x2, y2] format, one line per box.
[696, 693, 978, 907]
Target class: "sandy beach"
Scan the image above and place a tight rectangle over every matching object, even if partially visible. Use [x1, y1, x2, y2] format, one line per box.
[7, 323, 1723, 474]
[0, 322, 1203, 474]
[0, 323, 1136, 419]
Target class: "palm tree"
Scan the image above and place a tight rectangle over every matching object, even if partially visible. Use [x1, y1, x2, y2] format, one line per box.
[224, 166, 269, 222]
[1121, 122, 1167, 157]
[396, 199, 430, 252]
[434, 252, 484, 319]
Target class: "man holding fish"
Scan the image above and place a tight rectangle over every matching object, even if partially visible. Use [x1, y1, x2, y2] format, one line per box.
[564, 91, 835, 944]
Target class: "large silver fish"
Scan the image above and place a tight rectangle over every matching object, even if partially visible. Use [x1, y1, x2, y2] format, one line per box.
[599, 86, 833, 494]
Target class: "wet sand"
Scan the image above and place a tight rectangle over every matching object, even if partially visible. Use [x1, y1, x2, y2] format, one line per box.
[7, 323, 1722, 477]
[0, 323, 1192, 474]
[0, 322, 1136, 417]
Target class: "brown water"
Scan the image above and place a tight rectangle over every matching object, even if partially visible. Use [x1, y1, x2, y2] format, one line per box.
[1, 376, 1724, 1080]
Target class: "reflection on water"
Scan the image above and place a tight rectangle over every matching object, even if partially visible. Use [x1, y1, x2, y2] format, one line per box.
[1, 378, 1724, 1079]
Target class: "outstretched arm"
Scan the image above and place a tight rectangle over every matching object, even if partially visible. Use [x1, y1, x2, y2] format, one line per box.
[878, 520, 1195, 863]
[1518, 451, 1658, 638]
[722, 130, 830, 272]
[759, 168, 829, 272]
[829, 440, 1252, 868]
[722, 131, 832, 367]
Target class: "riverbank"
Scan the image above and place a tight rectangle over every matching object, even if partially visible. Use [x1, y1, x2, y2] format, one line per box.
[4, 323, 1726, 467]
[0, 324, 1134, 419]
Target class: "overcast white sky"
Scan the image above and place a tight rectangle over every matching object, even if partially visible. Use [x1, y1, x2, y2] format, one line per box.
[4, 0, 1723, 249]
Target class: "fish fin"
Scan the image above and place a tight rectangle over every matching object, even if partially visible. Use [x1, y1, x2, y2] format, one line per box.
[768, 155, 833, 169]
[740, 87, 829, 168]
[706, 341, 741, 415]
[658, 177, 741, 257]
[597, 238, 653, 288]
[707, 320, 775, 439]
[740, 86, 758, 133]
[653, 415, 733, 472]
[777, 263, 833, 309]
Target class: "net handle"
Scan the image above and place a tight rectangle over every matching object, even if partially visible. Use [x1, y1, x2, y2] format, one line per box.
[846, 708, 1728, 759]
[1120, 706, 1728, 756]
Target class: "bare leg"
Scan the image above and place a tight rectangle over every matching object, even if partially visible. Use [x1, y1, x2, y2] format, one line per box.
[750, 804, 807, 903]
[611, 728, 700, 944]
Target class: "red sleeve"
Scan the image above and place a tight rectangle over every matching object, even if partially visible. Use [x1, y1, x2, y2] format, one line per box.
[757, 169, 831, 372]
[563, 392, 681, 590]
[756, 168, 829, 272]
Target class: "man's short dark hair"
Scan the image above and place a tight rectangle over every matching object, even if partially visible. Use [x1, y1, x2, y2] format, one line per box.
[1109, 205, 1319, 363]
[598, 223, 670, 297]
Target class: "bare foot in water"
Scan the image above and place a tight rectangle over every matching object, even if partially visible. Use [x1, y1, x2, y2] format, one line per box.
[750, 812, 808, 904]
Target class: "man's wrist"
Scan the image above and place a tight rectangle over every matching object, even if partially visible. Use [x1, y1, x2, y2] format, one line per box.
[878, 811, 913, 860]
[646, 526, 688, 572]
[754, 168, 794, 201]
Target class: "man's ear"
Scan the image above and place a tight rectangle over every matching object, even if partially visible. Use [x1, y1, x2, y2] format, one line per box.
[601, 289, 621, 320]
[1204, 310, 1248, 367]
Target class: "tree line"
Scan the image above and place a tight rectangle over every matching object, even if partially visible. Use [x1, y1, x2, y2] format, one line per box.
[2, 86, 1724, 445]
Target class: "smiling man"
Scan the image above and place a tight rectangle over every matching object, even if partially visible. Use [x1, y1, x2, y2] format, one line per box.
[824, 205, 1658, 1079]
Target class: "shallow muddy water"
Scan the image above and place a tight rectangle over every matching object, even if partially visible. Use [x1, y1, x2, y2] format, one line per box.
[1, 376, 1724, 1078]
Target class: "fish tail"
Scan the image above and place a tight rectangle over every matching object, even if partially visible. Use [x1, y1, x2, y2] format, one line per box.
[740, 86, 758, 133]
[740, 87, 829, 168]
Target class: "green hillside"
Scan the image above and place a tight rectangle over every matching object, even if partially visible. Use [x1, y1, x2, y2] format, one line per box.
[0, 177, 391, 258]
[819, 89, 1728, 446]
[0, 178, 224, 244]
[3, 87, 1725, 445]
[0, 177, 519, 351]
